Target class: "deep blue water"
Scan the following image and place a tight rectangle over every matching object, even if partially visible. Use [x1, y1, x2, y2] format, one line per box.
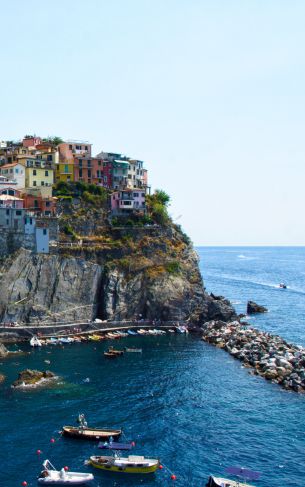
[1, 247, 305, 487]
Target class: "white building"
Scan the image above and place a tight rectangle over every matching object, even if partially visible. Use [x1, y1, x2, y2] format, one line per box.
[0, 163, 25, 189]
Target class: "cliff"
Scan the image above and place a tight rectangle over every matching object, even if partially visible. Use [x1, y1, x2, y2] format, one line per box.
[0, 231, 236, 325]
[0, 190, 236, 325]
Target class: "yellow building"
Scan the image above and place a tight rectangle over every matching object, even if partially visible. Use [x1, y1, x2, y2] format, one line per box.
[18, 156, 54, 192]
[55, 162, 75, 183]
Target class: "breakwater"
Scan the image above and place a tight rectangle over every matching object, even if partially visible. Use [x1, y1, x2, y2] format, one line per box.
[202, 320, 305, 393]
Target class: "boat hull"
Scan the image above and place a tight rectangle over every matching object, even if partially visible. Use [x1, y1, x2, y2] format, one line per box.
[90, 459, 158, 474]
[207, 476, 255, 487]
[62, 427, 121, 441]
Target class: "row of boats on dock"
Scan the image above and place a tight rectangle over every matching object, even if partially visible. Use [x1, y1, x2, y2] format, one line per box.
[30, 325, 188, 347]
[36, 414, 261, 486]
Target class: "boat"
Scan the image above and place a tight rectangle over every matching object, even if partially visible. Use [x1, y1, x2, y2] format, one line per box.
[30, 335, 42, 347]
[176, 325, 188, 334]
[58, 337, 74, 344]
[98, 440, 134, 450]
[107, 347, 124, 355]
[62, 426, 122, 440]
[127, 330, 138, 335]
[38, 459, 94, 485]
[279, 282, 287, 289]
[138, 329, 148, 335]
[168, 329, 175, 333]
[124, 347, 142, 353]
[104, 352, 119, 358]
[89, 454, 159, 474]
[207, 467, 261, 487]
[88, 334, 101, 341]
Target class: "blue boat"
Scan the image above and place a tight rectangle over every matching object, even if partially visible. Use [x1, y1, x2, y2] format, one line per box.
[98, 441, 134, 450]
[127, 330, 138, 335]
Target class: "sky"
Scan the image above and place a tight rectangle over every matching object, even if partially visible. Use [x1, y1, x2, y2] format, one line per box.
[1, 0, 305, 245]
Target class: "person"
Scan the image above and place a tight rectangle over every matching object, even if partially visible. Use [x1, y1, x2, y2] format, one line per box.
[60, 468, 66, 479]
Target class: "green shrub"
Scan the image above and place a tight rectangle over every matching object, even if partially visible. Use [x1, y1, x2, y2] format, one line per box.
[166, 261, 181, 274]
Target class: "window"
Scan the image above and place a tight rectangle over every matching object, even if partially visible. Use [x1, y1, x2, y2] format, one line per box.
[16, 210, 22, 216]
[104, 176, 107, 182]
[133, 192, 139, 197]
[142, 193, 145, 197]
[33, 170, 37, 176]
[34, 200, 39, 208]
[64, 165, 69, 173]
[41, 181, 45, 186]
[33, 181, 37, 186]
[45, 170, 49, 176]
[47, 155, 52, 162]
[88, 160, 91, 167]
[79, 169, 82, 177]
[43, 229, 47, 235]
[85, 146, 88, 150]
[88, 169, 91, 177]
[6, 219, 9, 225]
[69, 144, 72, 150]
[46, 201, 50, 207]
[98, 160, 102, 166]
[6, 209, 9, 215]
[79, 159, 82, 167]
[15, 168, 19, 173]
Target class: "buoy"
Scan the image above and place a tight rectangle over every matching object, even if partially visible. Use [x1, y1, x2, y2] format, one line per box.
[64, 466, 69, 471]
[22, 482, 27, 486]
[171, 474, 177, 480]
[36, 449, 42, 455]
[50, 438, 55, 443]
[159, 464, 163, 469]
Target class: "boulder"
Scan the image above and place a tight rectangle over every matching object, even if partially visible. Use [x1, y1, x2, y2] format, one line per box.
[0, 343, 8, 358]
[12, 369, 55, 388]
[247, 301, 268, 314]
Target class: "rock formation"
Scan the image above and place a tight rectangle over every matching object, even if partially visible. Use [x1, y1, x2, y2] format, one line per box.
[247, 300, 268, 314]
[12, 369, 55, 387]
[202, 320, 305, 393]
[0, 227, 237, 326]
[0, 343, 8, 357]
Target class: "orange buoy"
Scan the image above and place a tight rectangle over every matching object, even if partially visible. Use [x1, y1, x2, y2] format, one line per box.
[171, 474, 177, 480]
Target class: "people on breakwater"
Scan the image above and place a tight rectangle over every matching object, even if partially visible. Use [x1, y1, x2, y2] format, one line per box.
[201, 320, 305, 393]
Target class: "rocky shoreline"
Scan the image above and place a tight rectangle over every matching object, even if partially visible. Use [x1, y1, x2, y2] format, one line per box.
[12, 369, 56, 388]
[201, 320, 305, 393]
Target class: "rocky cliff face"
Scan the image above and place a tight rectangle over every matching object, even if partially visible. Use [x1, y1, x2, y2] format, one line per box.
[0, 228, 236, 325]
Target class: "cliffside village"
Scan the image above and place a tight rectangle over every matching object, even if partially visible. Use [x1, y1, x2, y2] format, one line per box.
[0, 136, 149, 254]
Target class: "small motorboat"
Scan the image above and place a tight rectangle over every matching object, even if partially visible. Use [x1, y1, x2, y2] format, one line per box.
[98, 440, 134, 450]
[207, 467, 261, 487]
[62, 425, 122, 440]
[137, 329, 148, 335]
[127, 330, 138, 335]
[104, 352, 119, 358]
[38, 459, 94, 485]
[107, 347, 124, 356]
[58, 337, 74, 344]
[176, 325, 188, 334]
[279, 283, 287, 289]
[30, 335, 42, 347]
[124, 347, 142, 353]
[89, 454, 159, 474]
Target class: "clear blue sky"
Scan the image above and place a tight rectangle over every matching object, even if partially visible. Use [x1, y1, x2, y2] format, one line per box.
[1, 0, 305, 245]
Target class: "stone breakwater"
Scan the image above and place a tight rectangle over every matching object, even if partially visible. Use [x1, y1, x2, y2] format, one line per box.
[202, 320, 305, 393]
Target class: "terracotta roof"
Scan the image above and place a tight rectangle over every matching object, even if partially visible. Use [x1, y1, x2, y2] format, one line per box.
[0, 162, 19, 168]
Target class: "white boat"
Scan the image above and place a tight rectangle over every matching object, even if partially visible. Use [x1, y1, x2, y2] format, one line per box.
[38, 459, 94, 485]
[30, 335, 42, 347]
[207, 477, 255, 487]
[207, 467, 260, 487]
[176, 325, 188, 334]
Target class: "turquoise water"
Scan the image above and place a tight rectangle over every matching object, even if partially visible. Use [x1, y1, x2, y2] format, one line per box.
[1, 247, 305, 487]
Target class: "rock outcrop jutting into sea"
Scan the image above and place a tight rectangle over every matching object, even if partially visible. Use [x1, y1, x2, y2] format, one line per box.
[202, 320, 305, 393]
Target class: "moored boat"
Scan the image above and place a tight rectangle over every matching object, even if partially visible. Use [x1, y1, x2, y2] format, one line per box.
[107, 347, 124, 355]
[38, 459, 94, 485]
[89, 454, 159, 474]
[30, 335, 42, 347]
[104, 352, 118, 358]
[207, 467, 261, 487]
[124, 347, 142, 353]
[127, 330, 138, 335]
[62, 426, 122, 440]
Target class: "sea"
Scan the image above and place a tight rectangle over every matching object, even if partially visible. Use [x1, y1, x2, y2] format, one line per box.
[0, 247, 305, 487]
